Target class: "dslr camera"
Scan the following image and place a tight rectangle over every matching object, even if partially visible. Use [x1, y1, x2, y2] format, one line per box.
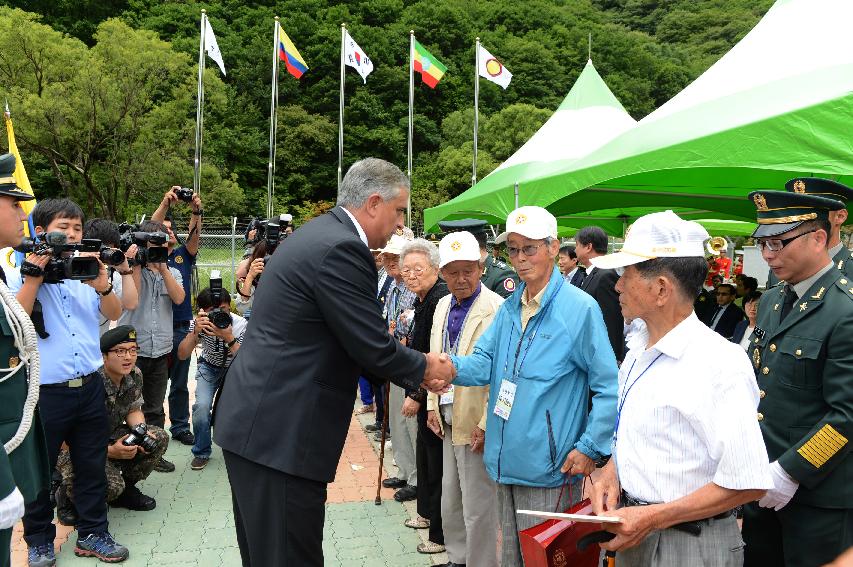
[206, 272, 233, 330]
[118, 223, 169, 267]
[17, 232, 101, 284]
[121, 423, 159, 453]
[174, 187, 194, 203]
[99, 246, 126, 267]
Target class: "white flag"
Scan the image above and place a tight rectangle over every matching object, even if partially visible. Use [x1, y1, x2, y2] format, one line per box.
[344, 30, 374, 83]
[204, 18, 226, 76]
[477, 44, 511, 89]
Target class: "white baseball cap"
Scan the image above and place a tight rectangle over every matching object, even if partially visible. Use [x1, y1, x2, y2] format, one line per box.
[590, 210, 711, 270]
[494, 206, 558, 244]
[438, 231, 481, 269]
[381, 233, 409, 256]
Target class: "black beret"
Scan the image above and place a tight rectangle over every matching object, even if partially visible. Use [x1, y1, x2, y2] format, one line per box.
[0, 154, 36, 201]
[101, 325, 137, 353]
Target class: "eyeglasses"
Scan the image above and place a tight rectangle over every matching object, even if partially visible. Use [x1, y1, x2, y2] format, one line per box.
[756, 229, 817, 252]
[506, 243, 546, 258]
[108, 347, 138, 357]
[401, 266, 429, 277]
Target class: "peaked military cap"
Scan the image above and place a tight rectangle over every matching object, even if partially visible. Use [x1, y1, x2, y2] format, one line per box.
[749, 190, 844, 238]
[438, 218, 488, 235]
[101, 325, 138, 353]
[785, 177, 853, 204]
[0, 154, 36, 201]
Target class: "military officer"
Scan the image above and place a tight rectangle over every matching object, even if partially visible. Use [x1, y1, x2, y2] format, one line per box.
[767, 177, 853, 287]
[0, 154, 50, 567]
[438, 219, 519, 298]
[742, 189, 852, 567]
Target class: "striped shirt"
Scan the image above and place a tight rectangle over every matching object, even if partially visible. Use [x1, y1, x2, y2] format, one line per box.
[189, 313, 247, 367]
[615, 312, 772, 503]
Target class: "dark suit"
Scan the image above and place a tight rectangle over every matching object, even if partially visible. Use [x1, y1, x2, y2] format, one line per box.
[579, 266, 624, 361]
[705, 302, 745, 340]
[730, 319, 752, 347]
[214, 207, 426, 566]
[568, 267, 586, 287]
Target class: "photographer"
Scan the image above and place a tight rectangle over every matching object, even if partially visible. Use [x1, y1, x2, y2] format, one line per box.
[235, 240, 266, 317]
[178, 284, 246, 471]
[151, 187, 202, 448]
[9, 198, 129, 565]
[83, 219, 139, 335]
[55, 326, 168, 517]
[117, 219, 185, 473]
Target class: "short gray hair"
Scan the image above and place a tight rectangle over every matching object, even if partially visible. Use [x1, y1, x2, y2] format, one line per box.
[337, 158, 410, 208]
[400, 238, 440, 269]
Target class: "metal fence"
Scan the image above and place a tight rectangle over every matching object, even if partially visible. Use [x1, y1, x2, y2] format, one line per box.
[172, 217, 248, 295]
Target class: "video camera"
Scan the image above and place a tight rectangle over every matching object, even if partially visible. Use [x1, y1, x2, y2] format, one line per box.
[207, 271, 233, 330]
[117, 223, 169, 267]
[244, 214, 292, 250]
[16, 232, 101, 284]
[99, 246, 126, 267]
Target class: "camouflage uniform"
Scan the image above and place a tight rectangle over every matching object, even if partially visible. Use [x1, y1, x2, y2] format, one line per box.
[57, 366, 169, 502]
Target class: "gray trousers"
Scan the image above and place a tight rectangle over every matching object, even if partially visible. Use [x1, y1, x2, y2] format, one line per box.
[441, 423, 499, 567]
[615, 515, 744, 567]
[496, 479, 581, 567]
[388, 384, 418, 486]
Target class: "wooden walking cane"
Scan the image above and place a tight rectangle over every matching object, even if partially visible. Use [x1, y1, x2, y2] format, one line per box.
[375, 383, 391, 505]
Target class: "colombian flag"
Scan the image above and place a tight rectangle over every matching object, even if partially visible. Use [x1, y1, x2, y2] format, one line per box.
[278, 27, 308, 79]
[413, 40, 446, 89]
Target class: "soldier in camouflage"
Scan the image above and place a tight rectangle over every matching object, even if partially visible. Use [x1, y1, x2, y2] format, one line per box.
[56, 326, 168, 515]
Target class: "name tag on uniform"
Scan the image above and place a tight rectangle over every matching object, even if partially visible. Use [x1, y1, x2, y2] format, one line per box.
[494, 380, 516, 421]
[439, 385, 454, 406]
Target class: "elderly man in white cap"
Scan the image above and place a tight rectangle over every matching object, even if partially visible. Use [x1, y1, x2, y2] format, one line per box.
[446, 206, 618, 567]
[424, 231, 503, 567]
[588, 210, 772, 566]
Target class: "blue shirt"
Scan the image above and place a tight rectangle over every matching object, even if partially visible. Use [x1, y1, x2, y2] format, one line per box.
[7, 271, 104, 385]
[168, 244, 195, 322]
[446, 283, 481, 349]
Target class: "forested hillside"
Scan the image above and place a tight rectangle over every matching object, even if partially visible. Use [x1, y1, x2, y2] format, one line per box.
[0, 0, 773, 224]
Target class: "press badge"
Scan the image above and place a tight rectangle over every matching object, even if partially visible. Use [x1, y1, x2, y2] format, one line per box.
[494, 380, 516, 421]
[439, 385, 454, 406]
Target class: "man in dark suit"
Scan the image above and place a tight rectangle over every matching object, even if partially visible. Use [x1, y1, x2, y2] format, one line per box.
[575, 226, 624, 362]
[558, 243, 586, 287]
[213, 158, 454, 567]
[704, 283, 744, 339]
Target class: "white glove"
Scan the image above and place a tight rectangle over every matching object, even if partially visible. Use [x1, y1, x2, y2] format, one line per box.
[0, 487, 25, 530]
[758, 461, 799, 511]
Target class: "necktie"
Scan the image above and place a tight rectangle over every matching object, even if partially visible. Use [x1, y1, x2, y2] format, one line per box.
[710, 306, 723, 328]
[780, 285, 798, 320]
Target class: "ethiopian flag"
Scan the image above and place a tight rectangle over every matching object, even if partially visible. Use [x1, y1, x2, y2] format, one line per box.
[413, 40, 446, 88]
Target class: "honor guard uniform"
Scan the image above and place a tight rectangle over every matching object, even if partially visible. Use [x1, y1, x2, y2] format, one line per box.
[0, 154, 50, 567]
[438, 218, 519, 298]
[767, 177, 853, 287]
[742, 189, 853, 566]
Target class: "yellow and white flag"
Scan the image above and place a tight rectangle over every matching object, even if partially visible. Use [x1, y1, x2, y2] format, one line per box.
[4, 109, 36, 233]
[477, 44, 512, 89]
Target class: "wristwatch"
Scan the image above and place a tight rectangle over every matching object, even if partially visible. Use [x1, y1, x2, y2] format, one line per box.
[98, 282, 114, 296]
[226, 338, 238, 348]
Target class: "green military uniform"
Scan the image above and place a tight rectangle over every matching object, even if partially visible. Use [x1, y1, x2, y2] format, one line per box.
[57, 366, 168, 503]
[742, 189, 852, 567]
[437, 218, 519, 298]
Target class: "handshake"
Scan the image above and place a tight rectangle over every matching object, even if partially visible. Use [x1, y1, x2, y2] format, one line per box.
[422, 352, 457, 394]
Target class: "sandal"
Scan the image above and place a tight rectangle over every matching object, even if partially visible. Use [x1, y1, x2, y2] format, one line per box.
[417, 541, 446, 554]
[404, 516, 430, 529]
[354, 404, 375, 415]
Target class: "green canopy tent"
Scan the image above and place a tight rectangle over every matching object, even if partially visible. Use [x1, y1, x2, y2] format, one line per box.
[554, 210, 757, 237]
[425, 0, 853, 233]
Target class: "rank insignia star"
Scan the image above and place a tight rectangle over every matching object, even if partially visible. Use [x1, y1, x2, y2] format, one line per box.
[799, 302, 808, 312]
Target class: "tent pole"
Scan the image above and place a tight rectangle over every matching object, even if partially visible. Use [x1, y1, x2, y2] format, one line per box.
[473, 37, 479, 188]
[514, 181, 519, 209]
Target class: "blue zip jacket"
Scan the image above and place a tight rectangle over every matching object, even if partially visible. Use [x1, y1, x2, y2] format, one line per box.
[452, 267, 618, 487]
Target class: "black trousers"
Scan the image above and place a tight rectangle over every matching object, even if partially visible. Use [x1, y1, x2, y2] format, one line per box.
[416, 407, 444, 544]
[23, 375, 109, 547]
[742, 501, 852, 567]
[223, 450, 327, 567]
[136, 354, 169, 428]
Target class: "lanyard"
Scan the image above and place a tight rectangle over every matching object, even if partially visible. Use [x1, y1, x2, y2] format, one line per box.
[501, 278, 563, 382]
[613, 352, 664, 444]
[442, 300, 474, 355]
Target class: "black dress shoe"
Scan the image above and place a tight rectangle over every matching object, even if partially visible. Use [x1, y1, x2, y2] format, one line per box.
[393, 484, 417, 502]
[55, 486, 77, 526]
[111, 485, 156, 511]
[172, 430, 195, 446]
[382, 477, 406, 489]
[442, 563, 465, 567]
[364, 423, 381, 432]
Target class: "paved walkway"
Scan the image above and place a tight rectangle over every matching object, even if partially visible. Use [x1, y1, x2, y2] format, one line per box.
[11, 367, 445, 566]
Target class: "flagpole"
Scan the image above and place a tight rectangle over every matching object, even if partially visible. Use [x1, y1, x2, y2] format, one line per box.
[338, 23, 346, 190]
[194, 10, 207, 196]
[267, 18, 281, 219]
[473, 37, 480, 188]
[407, 30, 414, 227]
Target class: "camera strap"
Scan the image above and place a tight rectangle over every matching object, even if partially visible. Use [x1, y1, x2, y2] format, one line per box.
[31, 299, 49, 340]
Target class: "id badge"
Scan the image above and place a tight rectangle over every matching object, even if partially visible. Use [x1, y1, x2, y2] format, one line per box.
[494, 379, 516, 421]
[439, 385, 454, 406]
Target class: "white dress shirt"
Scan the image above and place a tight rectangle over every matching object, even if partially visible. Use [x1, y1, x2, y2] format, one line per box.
[615, 312, 772, 503]
[340, 206, 368, 246]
